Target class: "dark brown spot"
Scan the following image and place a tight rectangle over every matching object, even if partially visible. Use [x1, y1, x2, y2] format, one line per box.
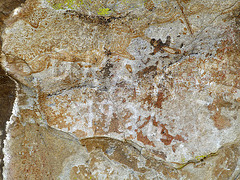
[150, 36, 176, 55]
[104, 47, 112, 56]
[100, 61, 113, 78]
[136, 65, 157, 78]
[180, 43, 184, 48]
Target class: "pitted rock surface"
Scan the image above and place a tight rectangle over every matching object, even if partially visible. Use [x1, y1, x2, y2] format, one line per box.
[1, 0, 240, 179]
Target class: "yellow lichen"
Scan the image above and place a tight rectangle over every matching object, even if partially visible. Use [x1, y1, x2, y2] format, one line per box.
[53, 3, 63, 10]
[177, 164, 187, 169]
[176, 152, 218, 169]
[97, 7, 111, 16]
[181, 157, 186, 163]
[65, 0, 74, 9]
[195, 155, 207, 161]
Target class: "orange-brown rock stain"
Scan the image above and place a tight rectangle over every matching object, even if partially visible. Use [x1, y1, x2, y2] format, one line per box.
[144, 0, 155, 11]
[155, 92, 165, 108]
[137, 116, 151, 129]
[208, 96, 232, 130]
[213, 144, 240, 179]
[92, 114, 108, 136]
[215, 33, 240, 89]
[108, 113, 122, 134]
[125, 64, 132, 73]
[73, 129, 87, 137]
[142, 90, 166, 109]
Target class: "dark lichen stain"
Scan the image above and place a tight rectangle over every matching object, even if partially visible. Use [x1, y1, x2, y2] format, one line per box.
[100, 61, 113, 78]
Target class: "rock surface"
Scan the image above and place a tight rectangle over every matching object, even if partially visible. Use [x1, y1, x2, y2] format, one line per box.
[0, 67, 15, 180]
[0, 0, 25, 179]
[1, 0, 240, 179]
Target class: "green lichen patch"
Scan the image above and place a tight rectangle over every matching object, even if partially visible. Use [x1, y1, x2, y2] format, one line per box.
[97, 7, 111, 16]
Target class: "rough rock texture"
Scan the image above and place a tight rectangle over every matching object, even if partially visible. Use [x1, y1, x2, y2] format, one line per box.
[0, 1, 25, 179]
[1, 0, 240, 179]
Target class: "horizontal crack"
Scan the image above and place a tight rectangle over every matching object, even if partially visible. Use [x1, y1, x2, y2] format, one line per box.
[173, 152, 218, 169]
[64, 9, 130, 25]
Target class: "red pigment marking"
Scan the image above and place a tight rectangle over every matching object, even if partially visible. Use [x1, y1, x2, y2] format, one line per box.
[159, 124, 185, 146]
[138, 116, 151, 129]
[127, 126, 132, 130]
[172, 145, 177, 153]
[155, 92, 164, 108]
[152, 118, 158, 127]
[143, 91, 166, 109]
[136, 130, 155, 147]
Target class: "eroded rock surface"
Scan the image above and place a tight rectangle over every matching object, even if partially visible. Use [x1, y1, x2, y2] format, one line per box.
[0, 1, 26, 179]
[1, 0, 240, 179]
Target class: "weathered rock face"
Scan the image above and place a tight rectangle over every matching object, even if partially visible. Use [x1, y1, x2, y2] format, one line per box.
[0, 1, 25, 179]
[1, 0, 240, 179]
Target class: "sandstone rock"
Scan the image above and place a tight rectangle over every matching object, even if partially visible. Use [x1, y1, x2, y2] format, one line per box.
[1, 0, 240, 179]
[0, 0, 25, 179]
